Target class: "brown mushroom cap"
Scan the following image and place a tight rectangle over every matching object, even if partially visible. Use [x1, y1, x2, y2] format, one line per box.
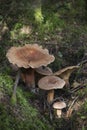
[54, 66, 79, 76]
[53, 101, 66, 109]
[6, 44, 55, 68]
[35, 66, 53, 75]
[38, 75, 65, 90]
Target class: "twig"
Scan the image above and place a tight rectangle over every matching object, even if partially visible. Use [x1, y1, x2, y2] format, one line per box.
[66, 96, 79, 118]
[12, 70, 20, 96]
[70, 84, 87, 93]
[68, 96, 79, 109]
[77, 60, 87, 66]
[44, 99, 53, 120]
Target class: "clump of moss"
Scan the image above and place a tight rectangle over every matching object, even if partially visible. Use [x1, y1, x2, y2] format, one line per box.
[0, 74, 53, 130]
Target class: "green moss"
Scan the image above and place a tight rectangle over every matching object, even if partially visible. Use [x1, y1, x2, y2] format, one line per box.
[11, 93, 17, 105]
[34, 8, 44, 24]
[0, 74, 53, 130]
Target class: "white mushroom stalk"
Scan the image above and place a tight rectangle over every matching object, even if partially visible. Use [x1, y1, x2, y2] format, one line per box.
[56, 109, 62, 118]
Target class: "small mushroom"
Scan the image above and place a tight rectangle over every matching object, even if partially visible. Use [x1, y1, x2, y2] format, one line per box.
[54, 66, 79, 87]
[35, 66, 53, 75]
[35, 66, 53, 87]
[38, 75, 65, 103]
[53, 101, 66, 118]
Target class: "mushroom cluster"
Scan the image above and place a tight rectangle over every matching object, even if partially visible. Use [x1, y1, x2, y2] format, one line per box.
[6, 44, 55, 103]
[6, 43, 79, 119]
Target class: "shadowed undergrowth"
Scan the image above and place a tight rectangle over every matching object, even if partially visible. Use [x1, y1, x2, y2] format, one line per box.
[0, 73, 53, 130]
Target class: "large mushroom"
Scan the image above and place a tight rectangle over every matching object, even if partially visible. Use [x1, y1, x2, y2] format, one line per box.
[53, 101, 66, 118]
[6, 44, 55, 103]
[6, 44, 55, 68]
[38, 75, 65, 103]
[54, 66, 79, 87]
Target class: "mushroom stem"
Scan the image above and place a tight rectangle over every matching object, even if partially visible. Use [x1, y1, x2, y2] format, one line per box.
[56, 109, 62, 118]
[64, 79, 70, 87]
[60, 73, 70, 87]
[47, 89, 54, 103]
[27, 69, 35, 88]
[21, 68, 35, 92]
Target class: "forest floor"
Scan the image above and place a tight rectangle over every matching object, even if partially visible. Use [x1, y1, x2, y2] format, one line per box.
[0, 1, 87, 130]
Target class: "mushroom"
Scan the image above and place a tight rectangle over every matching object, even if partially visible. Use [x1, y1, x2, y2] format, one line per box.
[38, 75, 65, 103]
[20, 67, 35, 89]
[6, 44, 55, 103]
[6, 44, 55, 87]
[6, 44, 55, 68]
[35, 66, 53, 75]
[54, 66, 79, 87]
[35, 66, 53, 85]
[53, 101, 66, 118]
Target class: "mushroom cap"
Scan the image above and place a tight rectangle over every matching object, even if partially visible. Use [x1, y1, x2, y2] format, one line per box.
[53, 101, 66, 109]
[35, 66, 53, 75]
[54, 66, 79, 76]
[38, 75, 65, 90]
[6, 44, 55, 68]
